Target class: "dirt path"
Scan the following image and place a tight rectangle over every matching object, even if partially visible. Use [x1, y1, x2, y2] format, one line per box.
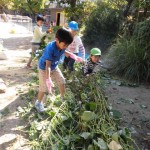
[0, 34, 33, 150]
[105, 81, 150, 149]
[0, 34, 150, 150]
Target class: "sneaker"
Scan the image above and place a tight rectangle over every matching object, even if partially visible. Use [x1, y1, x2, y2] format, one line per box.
[35, 100, 45, 112]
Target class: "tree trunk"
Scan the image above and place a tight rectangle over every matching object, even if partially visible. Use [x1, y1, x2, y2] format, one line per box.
[123, 0, 134, 17]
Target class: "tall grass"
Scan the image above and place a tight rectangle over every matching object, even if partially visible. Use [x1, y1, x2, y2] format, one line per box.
[108, 19, 150, 83]
[109, 38, 150, 82]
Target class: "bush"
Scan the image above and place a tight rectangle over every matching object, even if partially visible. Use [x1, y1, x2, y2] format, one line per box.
[108, 19, 150, 83]
[133, 19, 150, 50]
[83, 2, 122, 51]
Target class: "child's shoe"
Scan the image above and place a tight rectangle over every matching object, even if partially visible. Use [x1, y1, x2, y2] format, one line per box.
[35, 100, 45, 112]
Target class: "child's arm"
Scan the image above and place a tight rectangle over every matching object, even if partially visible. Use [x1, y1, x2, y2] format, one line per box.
[77, 37, 85, 60]
[45, 60, 54, 93]
[45, 60, 51, 79]
[83, 61, 89, 75]
[64, 51, 83, 62]
[79, 45, 85, 60]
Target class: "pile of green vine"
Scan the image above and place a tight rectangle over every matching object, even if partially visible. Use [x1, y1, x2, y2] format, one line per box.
[17, 65, 139, 150]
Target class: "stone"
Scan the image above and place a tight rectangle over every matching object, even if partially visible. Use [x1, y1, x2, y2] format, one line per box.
[0, 78, 7, 93]
[0, 134, 16, 145]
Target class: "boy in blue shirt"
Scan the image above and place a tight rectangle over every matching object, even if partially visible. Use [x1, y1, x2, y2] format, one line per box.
[35, 27, 83, 112]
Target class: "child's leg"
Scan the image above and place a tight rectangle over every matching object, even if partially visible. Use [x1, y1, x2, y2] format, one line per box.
[58, 83, 65, 98]
[63, 56, 70, 69]
[27, 45, 39, 67]
[35, 69, 47, 112]
[38, 91, 45, 102]
[51, 68, 66, 98]
[68, 53, 78, 71]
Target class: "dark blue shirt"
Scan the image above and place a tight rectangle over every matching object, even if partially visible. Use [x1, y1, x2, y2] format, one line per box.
[39, 41, 65, 70]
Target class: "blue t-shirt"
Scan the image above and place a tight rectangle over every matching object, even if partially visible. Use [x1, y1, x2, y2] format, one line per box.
[39, 41, 65, 70]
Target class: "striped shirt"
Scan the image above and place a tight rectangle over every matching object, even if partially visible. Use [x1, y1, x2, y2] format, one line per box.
[66, 35, 85, 60]
[83, 59, 101, 75]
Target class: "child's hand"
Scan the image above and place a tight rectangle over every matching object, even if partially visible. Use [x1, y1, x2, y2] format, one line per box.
[47, 28, 52, 33]
[76, 57, 83, 63]
[46, 78, 54, 93]
[70, 53, 78, 60]
[70, 53, 83, 62]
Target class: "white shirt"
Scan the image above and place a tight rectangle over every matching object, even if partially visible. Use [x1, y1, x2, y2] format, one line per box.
[31, 25, 47, 43]
[67, 35, 85, 59]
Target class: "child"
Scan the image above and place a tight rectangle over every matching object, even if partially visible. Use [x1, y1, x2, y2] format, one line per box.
[63, 21, 85, 71]
[83, 48, 101, 76]
[27, 15, 51, 68]
[35, 27, 83, 112]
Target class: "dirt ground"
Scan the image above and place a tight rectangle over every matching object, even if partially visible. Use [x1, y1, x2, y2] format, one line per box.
[0, 34, 150, 150]
[105, 84, 150, 150]
[0, 34, 33, 150]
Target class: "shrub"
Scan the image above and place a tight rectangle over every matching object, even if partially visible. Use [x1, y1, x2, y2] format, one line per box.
[83, 2, 122, 51]
[108, 19, 150, 83]
[133, 19, 150, 50]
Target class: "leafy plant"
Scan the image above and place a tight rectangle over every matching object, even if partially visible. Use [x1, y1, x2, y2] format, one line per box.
[83, 2, 122, 50]
[16, 64, 139, 149]
[107, 19, 150, 83]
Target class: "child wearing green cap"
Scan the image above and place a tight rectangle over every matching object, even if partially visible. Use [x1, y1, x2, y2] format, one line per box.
[83, 48, 101, 76]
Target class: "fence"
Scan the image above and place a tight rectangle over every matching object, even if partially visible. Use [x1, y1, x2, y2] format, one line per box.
[0, 14, 33, 32]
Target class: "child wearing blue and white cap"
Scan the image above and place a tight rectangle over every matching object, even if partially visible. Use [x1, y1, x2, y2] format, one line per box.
[63, 21, 85, 71]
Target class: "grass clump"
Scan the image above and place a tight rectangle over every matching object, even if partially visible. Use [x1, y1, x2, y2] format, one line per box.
[108, 19, 150, 83]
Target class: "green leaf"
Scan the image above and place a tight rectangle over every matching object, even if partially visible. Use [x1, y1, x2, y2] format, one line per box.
[80, 132, 91, 139]
[35, 122, 43, 131]
[85, 102, 97, 111]
[140, 104, 147, 109]
[88, 144, 94, 150]
[81, 93, 87, 100]
[118, 98, 134, 104]
[17, 106, 24, 113]
[37, 113, 43, 120]
[46, 111, 56, 118]
[81, 111, 97, 121]
[93, 138, 108, 150]
[63, 137, 70, 145]
[61, 115, 68, 121]
[101, 124, 110, 132]
[70, 134, 81, 142]
[110, 109, 122, 119]
[112, 132, 119, 142]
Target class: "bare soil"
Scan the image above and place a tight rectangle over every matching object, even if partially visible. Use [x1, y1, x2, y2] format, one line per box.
[105, 84, 150, 150]
[0, 34, 150, 150]
[0, 34, 32, 150]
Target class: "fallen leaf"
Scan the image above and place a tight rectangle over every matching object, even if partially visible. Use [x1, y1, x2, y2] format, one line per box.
[80, 132, 91, 139]
[93, 138, 108, 150]
[140, 104, 147, 109]
[81, 111, 97, 121]
[108, 140, 122, 150]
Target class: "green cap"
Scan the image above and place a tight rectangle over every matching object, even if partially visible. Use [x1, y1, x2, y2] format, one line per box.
[90, 48, 101, 56]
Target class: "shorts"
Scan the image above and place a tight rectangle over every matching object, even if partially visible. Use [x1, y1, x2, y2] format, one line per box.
[38, 67, 65, 92]
[31, 44, 40, 53]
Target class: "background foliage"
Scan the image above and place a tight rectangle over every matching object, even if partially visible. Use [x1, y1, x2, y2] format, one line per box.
[83, 1, 122, 51]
